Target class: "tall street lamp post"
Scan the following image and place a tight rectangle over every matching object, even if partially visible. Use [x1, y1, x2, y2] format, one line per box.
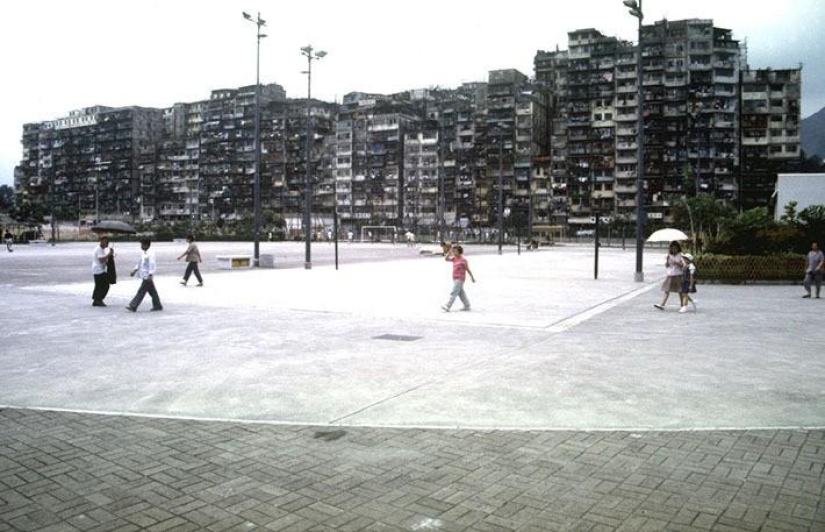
[437, 122, 447, 242]
[496, 127, 504, 255]
[624, 0, 646, 282]
[49, 172, 56, 245]
[301, 45, 326, 270]
[243, 11, 266, 267]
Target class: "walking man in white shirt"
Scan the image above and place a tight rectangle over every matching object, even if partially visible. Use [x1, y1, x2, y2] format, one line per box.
[126, 239, 163, 312]
[92, 235, 113, 307]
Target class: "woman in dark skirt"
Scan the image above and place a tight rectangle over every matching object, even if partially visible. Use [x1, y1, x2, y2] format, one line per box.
[654, 240, 685, 310]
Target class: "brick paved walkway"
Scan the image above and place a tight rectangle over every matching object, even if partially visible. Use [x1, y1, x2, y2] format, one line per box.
[2, 409, 823, 532]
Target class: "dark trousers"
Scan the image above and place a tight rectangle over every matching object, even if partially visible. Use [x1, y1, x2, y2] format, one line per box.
[129, 279, 162, 310]
[183, 262, 203, 283]
[92, 273, 110, 303]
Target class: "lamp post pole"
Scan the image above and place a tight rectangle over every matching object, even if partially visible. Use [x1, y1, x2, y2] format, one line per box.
[497, 127, 504, 255]
[301, 45, 326, 270]
[624, 0, 646, 282]
[438, 120, 447, 242]
[333, 179, 339, 269]
[243, 11, 266, 267]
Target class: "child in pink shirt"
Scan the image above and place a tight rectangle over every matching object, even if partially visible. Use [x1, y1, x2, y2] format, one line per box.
[442, 244, 476, 312]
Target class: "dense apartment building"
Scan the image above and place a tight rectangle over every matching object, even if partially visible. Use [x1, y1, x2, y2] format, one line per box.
[739, 68, 802, 209]
[16, 106, 165, 221]
[642, 20, 741, 212]
[482, 69, 551, 235]
[124, 83, 337, 233]
[405, 83, 488, 234]
[334, 92, 417, 230]
[537, 20, 753, 230]
[536, 19, 800, 232]
[268, 97, 337, 232]
[15, 18, 801, 238]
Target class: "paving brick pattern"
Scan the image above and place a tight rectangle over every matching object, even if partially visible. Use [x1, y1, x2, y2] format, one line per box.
[1, 409, 824, 532]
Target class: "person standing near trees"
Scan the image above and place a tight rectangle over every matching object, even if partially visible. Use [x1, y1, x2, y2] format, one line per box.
[802, 242, 824, 299]
[177, 234, 203, 287]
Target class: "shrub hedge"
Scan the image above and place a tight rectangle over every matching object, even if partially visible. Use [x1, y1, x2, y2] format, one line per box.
[695, 254, 806, 284]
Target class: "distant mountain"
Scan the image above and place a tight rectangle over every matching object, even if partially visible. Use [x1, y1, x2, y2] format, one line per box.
[802, 106, 825, 159]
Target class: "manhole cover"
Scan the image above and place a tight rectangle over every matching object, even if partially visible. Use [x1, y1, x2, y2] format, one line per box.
[313, 430, 347, 442]
[372, 334, 422, 342]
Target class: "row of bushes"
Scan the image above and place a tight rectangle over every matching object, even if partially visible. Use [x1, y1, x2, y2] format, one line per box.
[695, 254, 807, 283]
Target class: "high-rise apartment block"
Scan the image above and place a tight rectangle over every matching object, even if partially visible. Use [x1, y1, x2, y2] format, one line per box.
[16, 106, 165, 221]
[335, 92, 416, 228]
[740, 68, 802, 209]
[536, 19, 784, 230]
[15, 18, 801, 238]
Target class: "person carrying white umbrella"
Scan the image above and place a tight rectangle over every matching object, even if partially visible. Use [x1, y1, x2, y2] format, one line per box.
[654, 240, 685, 311]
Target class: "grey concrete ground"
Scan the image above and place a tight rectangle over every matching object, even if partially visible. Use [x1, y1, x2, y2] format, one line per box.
[1, 241, 824, 531]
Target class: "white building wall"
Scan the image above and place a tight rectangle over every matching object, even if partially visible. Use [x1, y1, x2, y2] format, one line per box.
[775, 173, 825, 221]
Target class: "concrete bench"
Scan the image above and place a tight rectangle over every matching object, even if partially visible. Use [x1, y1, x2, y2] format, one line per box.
[216, 255, 253, 270]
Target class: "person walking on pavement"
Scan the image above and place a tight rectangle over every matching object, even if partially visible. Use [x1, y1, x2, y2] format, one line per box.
[442, 244, 475, 312]
[126, 239, 163, 312]
[4, 229, 13, 252]
[91, 235, 113, 307]
[679, 253, 697, 313]
[177, 234, 203, 286]
[654, 240, 685, 310]
[802, 241, 824, 299]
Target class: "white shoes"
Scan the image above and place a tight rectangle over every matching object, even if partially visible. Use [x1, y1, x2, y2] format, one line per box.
[679, 306, 688, 313]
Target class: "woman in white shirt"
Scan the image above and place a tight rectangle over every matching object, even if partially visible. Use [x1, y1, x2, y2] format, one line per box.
[654, 240, 685, 310]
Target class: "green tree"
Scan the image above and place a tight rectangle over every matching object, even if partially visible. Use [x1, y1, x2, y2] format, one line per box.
[11, 201, 45, 224]
[780, 201, 799, 225]
[262, 209, 286, 240]
[799, 205, 825, 245]
[710, 207, 801, 255]
[681, 165, 697, 199]
[670, 194, 735, 244]
[504, 209, 529, 239]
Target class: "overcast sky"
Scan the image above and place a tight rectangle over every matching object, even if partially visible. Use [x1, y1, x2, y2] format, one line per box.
[1, 0, 823, 187]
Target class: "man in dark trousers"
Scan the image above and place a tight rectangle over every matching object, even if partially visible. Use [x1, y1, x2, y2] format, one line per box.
[92, 235, 112, 307]
[126, 239, 163, 312]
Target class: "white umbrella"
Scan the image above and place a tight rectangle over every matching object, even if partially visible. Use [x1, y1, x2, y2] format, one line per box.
[646, 228, 689, 243]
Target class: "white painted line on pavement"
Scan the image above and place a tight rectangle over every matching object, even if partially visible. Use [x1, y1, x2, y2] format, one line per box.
[3, 405, 825, 433]
[545, 281, 659, 333]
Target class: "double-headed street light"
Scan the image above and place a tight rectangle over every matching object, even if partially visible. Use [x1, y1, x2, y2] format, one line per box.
[243, 11, 266, 267]
[301, 45, 326, 270]
[623, 0, 646, 282]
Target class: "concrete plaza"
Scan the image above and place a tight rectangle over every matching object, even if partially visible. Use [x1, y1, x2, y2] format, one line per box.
[1, 241, 823, 531]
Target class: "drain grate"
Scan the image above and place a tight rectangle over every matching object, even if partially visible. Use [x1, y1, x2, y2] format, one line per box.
[313, 430, 347, 442]
[372, 334, 422, 342]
